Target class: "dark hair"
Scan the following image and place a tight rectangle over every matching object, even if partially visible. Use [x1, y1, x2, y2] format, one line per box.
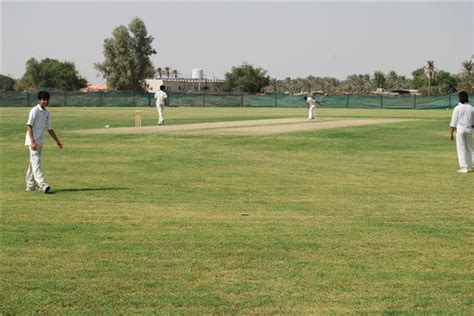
[303, 96, 308, 100]
[37, 91, 50, 100]
[160, 85, 166, 90]
[459, 91, 469, 104]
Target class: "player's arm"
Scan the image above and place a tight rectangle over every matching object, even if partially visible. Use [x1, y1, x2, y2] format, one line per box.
[449, 127, 456, 141]
[48, 129, 63, 149]
[449, 108, 458, 141]
[27, 125, 38, 151]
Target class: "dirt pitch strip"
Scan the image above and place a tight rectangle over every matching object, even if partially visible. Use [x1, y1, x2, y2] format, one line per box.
[81, 117, 417, 135]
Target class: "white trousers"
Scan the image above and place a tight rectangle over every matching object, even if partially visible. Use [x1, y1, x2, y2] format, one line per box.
[455, 128, 473, 169]
[156, 104, 164, 124]
[308, 105, 315, 120]
[26, 145, 47, 188]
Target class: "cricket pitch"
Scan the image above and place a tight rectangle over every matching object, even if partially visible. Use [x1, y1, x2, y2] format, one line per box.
[82, 117, 417, 135]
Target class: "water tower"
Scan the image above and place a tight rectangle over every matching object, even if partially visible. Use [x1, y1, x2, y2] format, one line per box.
[191, 69, 205, 91]
[192, 69, 204, 80]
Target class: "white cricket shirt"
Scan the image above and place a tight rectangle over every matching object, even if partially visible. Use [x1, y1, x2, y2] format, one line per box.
[450, 103, 473, 133]
[25, 104, 51, 145]
[306, 97, 316, 107]
[154, 90, 168, 106]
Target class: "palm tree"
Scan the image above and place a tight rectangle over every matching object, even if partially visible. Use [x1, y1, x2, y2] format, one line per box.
[271, 78, 278, 93]
[156, 67, 163, 79]
[459, 59, 473, 93]
[462, 59, 473, 74]
[305, 75, 315, 93]
[172, 69, 178, 79]
[424, 60, 437, 96]
[373, 71, 386, 91]
[386, 71, 398, 90]
[284, 77, 292, 94]
[165, 67, 171, 79]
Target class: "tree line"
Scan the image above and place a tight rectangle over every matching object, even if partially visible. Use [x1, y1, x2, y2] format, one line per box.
[270, 60, 471, 96]
[1, 17, 472, 96]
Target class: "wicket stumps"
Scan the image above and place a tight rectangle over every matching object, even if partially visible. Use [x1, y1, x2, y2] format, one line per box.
[134, 111, 142, 128]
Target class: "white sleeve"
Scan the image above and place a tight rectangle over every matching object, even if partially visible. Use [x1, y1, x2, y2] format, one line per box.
[449, 107, 458, 128]
[27, 108, 36, 126]
[164, 92, 168, 99]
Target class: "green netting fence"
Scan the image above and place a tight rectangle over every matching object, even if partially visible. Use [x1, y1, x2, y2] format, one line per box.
[0, 91, 457, 109]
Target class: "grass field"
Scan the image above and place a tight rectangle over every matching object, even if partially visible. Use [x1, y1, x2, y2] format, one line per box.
[1, 107, 473, 314]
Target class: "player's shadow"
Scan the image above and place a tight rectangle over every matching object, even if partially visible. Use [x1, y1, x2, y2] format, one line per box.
[49, 187, 128, 194]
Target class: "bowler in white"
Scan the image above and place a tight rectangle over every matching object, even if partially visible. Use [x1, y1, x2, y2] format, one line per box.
[25, 91, 63, 193]
[303, 96, 321, 120]
[449, 91, 474, 173]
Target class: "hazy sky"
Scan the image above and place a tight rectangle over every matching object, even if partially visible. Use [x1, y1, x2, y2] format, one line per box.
[2, 1, 473, 83]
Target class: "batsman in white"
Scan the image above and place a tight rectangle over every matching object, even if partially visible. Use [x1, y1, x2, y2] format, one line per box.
[154, 84, 168, 125]
[449, 91, 474, 173]
[25, 91, 64, 193]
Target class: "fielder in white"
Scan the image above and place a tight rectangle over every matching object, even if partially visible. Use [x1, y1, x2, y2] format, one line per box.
[449, 91, 474, 173]
[25, 91, 63, 193]
[303, 96, 321, 120]
[154, 85, 168, 125]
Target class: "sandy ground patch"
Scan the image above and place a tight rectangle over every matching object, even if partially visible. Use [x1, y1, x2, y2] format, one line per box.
[80, 117, 417, 135]
[216, 118, 417, 135]
[81, 118, 325, 134]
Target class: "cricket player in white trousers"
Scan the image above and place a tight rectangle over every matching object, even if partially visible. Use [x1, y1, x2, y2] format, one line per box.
[450, 91, 474, 173]
[304, 96, 321, 120]
[154, 85, 168, 125]
[25, 91, 63, 193]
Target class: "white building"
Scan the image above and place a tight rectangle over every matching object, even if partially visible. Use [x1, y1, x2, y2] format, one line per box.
[144, 79, 164, 93]
[145, 69, 224, 93]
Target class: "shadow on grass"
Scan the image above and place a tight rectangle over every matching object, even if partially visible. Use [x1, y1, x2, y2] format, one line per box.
[49, 187, 129, 194]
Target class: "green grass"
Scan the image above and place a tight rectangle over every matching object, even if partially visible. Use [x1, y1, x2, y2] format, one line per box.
[1, 107, 472, 314]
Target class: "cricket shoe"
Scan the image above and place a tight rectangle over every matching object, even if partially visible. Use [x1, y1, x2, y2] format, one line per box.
[39, 184, 51, 193]
[26, 186, 36, 192]
[456, 168, 469, 174]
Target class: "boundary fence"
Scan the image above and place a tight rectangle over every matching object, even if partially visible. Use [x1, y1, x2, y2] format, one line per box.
[0, 91, 457, 109]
